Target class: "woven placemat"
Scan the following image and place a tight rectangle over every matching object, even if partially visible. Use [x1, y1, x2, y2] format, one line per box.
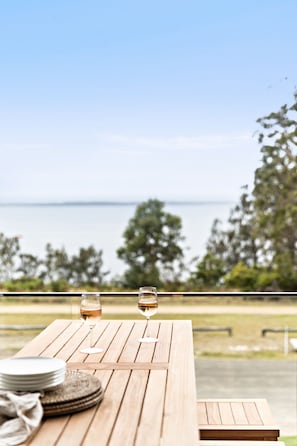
[41, 370, 104, 417]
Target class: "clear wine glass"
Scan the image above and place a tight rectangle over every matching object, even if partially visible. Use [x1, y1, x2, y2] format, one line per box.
[80, 293, 103, 354]
[137, 286, 158, 343]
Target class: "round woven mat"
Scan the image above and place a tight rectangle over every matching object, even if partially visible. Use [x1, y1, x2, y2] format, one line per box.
[41, 370, 104, 417]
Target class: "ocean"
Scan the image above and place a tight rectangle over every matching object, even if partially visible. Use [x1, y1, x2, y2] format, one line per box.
[0, 202, 233, 278]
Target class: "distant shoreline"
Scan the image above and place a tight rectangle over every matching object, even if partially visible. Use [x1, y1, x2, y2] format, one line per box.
[0, 200, 234, 207]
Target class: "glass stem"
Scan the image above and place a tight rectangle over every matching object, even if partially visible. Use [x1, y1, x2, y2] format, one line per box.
[89, 326, 95, 348]
[146, 317, 150, 338]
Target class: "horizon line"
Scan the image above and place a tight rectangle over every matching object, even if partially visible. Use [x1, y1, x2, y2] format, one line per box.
[0, 199, 235, 207]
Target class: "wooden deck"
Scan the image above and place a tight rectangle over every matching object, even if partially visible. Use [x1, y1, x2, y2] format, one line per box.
[200, 442, 285, 446]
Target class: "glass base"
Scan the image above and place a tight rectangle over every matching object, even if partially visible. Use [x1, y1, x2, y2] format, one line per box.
[138, 337, 158, 343]
[80, 347, 104, 354]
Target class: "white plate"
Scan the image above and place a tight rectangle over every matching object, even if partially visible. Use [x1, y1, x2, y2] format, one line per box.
[0, 374, 65, 391]
[0, 376, 65, 389]
[1, 369, 65, 383]
[0, 357, 66, 377]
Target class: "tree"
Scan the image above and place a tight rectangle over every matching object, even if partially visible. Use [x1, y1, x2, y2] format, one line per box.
[70, 246, 109, 286]
[41, 243, 109, 287]
[0, 233, 20, 282]
[193, 92, 297, 290]
[192, 187, 257, 288]
[117, 199, 185, 288]
[254, 93, 297, 288]
[224, 188, 258, 268]
[42, 243, 71, 283]
[223, 261, 258, 291]
[17, 253, 43, 279]
[190, 252, 225, 289]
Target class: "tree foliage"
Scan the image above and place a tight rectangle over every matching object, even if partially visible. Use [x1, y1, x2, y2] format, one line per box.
[70, 246, 109, 286]
[17, 253, 43, 279]
[253, 95, 297, 288]
[0, 233, 20, 282]
[117, 199, 185, 288]
[192, 92, 297, 290]
[0, 235, 109, 289]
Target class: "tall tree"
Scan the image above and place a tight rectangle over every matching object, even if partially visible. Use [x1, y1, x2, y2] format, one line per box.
[254, 92, 297, 288]
[0, 233, 20, 282]
[42, 243, 70, 283]
[70, 246, 109, 286]
[17, 253, 43, 279]
[193, 92, 297, 290]
[117, 199, 185, 288]
[192, 187, 257, 288]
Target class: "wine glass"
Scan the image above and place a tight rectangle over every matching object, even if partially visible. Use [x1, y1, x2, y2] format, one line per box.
[137, 286, 158, 343]
[80, 293, 103, 354]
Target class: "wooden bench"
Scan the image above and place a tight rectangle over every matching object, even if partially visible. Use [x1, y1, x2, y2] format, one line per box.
[199, 442, 285, 446]
[197, 398, 280, 441]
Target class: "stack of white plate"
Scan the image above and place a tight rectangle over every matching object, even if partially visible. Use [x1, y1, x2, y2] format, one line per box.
[0, 357, 66, 391]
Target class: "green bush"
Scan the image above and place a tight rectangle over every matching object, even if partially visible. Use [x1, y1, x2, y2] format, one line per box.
[48, 280, 69, 292]
[4, 278, 45, 291]
[223, 262, 258, 291]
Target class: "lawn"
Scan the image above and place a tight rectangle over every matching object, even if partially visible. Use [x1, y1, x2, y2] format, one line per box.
[1, 304, 297, 359]
[280, 437, 296, 446]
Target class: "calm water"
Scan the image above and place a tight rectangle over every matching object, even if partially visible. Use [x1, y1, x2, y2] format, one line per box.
[0, 202, 233, 278]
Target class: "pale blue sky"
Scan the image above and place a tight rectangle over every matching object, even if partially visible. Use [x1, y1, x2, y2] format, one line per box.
[1, 0, 296, 203]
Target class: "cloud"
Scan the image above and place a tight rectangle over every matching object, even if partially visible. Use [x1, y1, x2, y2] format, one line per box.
[101, 132, 255, 153]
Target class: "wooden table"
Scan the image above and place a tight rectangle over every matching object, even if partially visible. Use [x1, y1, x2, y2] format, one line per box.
[16, 319, 199, 446]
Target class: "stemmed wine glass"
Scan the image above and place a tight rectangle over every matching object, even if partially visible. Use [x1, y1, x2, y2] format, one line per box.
[80, 293, 103, 354]
[137, 286, 158, 343]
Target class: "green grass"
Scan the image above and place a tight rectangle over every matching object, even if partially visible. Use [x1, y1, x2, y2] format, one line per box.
[105, 311, 297, 359]
[0, 312, 69, 325]
[1, 308, 297, 359]
[280, 436, 297, 446]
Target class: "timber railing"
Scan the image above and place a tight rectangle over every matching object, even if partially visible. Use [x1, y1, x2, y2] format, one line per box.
[1, 291, 297, 299]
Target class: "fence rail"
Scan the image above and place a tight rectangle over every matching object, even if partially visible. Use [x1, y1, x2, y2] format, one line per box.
[193, 326, 233, 336]
[262, 327, 297, 337]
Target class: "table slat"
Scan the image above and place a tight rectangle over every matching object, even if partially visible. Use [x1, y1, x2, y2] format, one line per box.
[117, 322, 145, 362]
[135, 370, 167, 446]
[108, 370, 149, 445]
[100, 320, 135, 362]
[15, 320, 73, 357]
[152, 321, 172, 363]
[162, 320, 198, 445]
[23, 415, 69, 446]
[82, 370, 131, 446]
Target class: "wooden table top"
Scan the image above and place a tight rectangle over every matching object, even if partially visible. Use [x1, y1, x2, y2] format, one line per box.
[17, 319, 199, 446]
